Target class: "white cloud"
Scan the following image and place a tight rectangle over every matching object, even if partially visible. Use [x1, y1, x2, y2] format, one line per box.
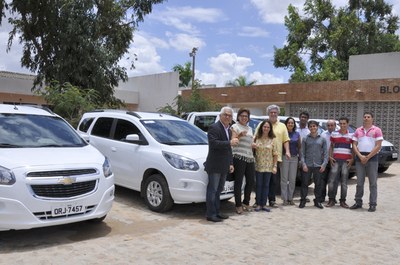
[238, 26, 270, 37]
[250, 0, 304, 24]
[153, 6, 226, 34]
[166, 32, 206, 52]
[122, 33, 165, 77]
[198, 53, 282, 86]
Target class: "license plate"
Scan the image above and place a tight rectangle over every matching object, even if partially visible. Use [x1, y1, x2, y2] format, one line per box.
[51, 204, 85, 217]
[222, 181, 234, 193]
[393, 153, 398, 159]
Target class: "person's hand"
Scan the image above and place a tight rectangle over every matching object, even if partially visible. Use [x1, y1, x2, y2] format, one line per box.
[302, 164, 308, 173]
[272, 166, 277, 174]
[229, 165, 234, 173]
[239, 131, 247, 137]
[330, 157, 336, 167]
[319, 166, 325, 173]
[285, 151, 291, 160]
[230, 138, 239, 146]
[360, 155, 368, 165]
[346, 158, 353, 167]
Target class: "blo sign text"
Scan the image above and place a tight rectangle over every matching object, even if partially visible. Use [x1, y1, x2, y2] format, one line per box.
[380, 85, 400, 93]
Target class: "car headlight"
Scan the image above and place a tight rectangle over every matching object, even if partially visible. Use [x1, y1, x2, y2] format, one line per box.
[162, 151, 199, 171]
[103, 158, 113, 178]
[0, 166, 16, 185]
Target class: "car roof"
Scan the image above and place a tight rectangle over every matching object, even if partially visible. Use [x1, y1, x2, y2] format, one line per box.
[83, 109, 182, 121]
[0, 104, 56, 116]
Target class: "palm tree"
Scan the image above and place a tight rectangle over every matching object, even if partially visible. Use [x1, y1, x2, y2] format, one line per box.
[225, 75, 257, 87]
[172, 62, 193, 87]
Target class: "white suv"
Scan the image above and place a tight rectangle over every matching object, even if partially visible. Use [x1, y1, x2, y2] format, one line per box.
[77, 110, 234, 212]
[0, 104, 115, 231]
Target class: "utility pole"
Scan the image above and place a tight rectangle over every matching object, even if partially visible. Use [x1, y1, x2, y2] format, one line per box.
[189, 47, 198, 89]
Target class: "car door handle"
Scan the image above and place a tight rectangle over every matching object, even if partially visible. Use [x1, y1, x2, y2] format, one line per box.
[111, 147, 117, 152]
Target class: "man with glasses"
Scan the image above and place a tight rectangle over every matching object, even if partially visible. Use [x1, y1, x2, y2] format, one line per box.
[204, 106, 238, 222]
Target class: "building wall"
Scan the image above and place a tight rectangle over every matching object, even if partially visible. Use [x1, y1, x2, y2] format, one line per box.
[349, 52, 400, 80]
[182, 78, 400, 150]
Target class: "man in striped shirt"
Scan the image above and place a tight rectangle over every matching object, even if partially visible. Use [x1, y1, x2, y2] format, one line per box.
[326, 117, 354, 208]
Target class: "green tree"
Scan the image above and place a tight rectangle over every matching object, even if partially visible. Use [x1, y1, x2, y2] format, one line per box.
[2, 0, 164, 105]
[225, 75, 257, 86]
[172, 61, 193, 87]
[37, 81, 100, 127]
[274, 0, 400, 82]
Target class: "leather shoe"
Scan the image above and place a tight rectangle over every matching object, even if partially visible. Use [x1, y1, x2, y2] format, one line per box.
[299, 201, 306, 208]
[314, 202, 324, 209]
[340, 201, 349, 208]
[269, 201, 278, 208]
[217, 214, 229, 219]
[325, 199, 335, 207]
[206, 216, 222, 222]
[350, 203, 362, 210]
[368, 205, 376, 212]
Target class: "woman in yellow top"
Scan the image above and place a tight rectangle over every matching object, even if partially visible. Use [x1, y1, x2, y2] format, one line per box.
[253, 120, 278, 212]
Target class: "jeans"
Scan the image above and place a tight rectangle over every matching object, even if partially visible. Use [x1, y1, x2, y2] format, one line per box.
[233, 158, 255, 207]
[328, 160, 349, 201]
[268, 163, 281, 204]
[281, 156, 298, 201]
[321, 164, 331, 202]
[301, 167, 323, 202]
[256, 171, 271, 207]
[354, 158, 378, 206]
[206, 172, 227, 218]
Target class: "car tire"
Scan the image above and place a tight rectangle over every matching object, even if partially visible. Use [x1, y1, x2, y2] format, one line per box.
[378, 167, 388, 173]
[144, 174, 174, 212]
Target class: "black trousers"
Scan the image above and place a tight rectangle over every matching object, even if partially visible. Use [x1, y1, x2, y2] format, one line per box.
[233, 158, 255, 207]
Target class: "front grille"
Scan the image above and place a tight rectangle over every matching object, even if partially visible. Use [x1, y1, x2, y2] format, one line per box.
[31, 180, 97, 198]
[33, 205, 96, 220]
[381, 146, 394, 152]
[27, 169, 97, 177]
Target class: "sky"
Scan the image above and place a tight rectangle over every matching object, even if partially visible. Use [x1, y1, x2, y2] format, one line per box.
[1, 0, 399, 87]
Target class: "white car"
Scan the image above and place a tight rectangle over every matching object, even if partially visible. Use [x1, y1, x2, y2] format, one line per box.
[77, 110, 234, 212]
[0, 104, 115, 231]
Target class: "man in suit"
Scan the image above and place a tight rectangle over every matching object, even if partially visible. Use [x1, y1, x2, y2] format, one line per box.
[204, 106, 238, 222]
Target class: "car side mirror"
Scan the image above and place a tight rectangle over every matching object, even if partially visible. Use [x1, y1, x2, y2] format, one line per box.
[125, 134, 140, 142]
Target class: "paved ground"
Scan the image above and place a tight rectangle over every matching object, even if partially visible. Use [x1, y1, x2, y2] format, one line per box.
[1, 162, 400, 265]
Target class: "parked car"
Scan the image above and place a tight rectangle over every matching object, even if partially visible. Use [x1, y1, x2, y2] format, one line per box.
[0, 104, 114, 231]
[77, 110, 234, 212]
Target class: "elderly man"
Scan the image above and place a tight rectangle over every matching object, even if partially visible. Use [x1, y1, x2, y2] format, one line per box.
[255, 105, 290, 207]
[320, 119, 337, 202]
[204, 106, 238, 222]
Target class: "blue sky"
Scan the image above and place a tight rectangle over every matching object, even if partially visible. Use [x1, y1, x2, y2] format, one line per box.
[1, 0, 399, 87]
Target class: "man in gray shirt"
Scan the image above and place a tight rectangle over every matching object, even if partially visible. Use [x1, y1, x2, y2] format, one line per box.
[299, 120, 329, 209]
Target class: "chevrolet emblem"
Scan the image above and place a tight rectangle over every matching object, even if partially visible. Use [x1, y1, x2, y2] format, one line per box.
[58, 177, 77, 185]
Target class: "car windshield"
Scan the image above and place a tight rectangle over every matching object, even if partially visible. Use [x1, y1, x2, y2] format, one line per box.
[141, 119, 208, 145]
[0, 114, 87, 148]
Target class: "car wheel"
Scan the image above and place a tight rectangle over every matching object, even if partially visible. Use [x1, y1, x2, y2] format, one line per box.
[144, 174, 174, 212]
[378, 167, 388, 173]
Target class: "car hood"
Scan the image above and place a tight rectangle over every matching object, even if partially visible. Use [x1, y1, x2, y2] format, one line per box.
[1, 145, 105, 169]
[163, 144, 208, 161]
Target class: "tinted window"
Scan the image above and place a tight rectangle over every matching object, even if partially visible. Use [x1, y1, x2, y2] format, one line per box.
[194, 115, 217, 132]
[78, 117, 94, 132]
[0, 114, 86, 148]
[141, 119, 207, 145]
[113, 119, 141, 141]
[91, 117, 114, 138]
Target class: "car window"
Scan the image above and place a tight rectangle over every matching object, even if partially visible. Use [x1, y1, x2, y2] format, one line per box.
[0, 114, 86, 147]
[141, 119, 208, 145]
[91, 117, 114, 138]
[194, 115, 217, 132]
[113, 119, 142, 141]
[78, 117, 95, 132]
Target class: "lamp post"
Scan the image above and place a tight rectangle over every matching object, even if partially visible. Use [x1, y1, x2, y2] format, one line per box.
[189, 47, 198, 89]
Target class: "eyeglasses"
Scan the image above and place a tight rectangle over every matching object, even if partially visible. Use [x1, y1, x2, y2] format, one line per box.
[223, 113, 232, 118]
[239, 114, 248, 118]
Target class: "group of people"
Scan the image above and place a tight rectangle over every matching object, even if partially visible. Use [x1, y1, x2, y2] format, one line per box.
[204, 105, 383, 222]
